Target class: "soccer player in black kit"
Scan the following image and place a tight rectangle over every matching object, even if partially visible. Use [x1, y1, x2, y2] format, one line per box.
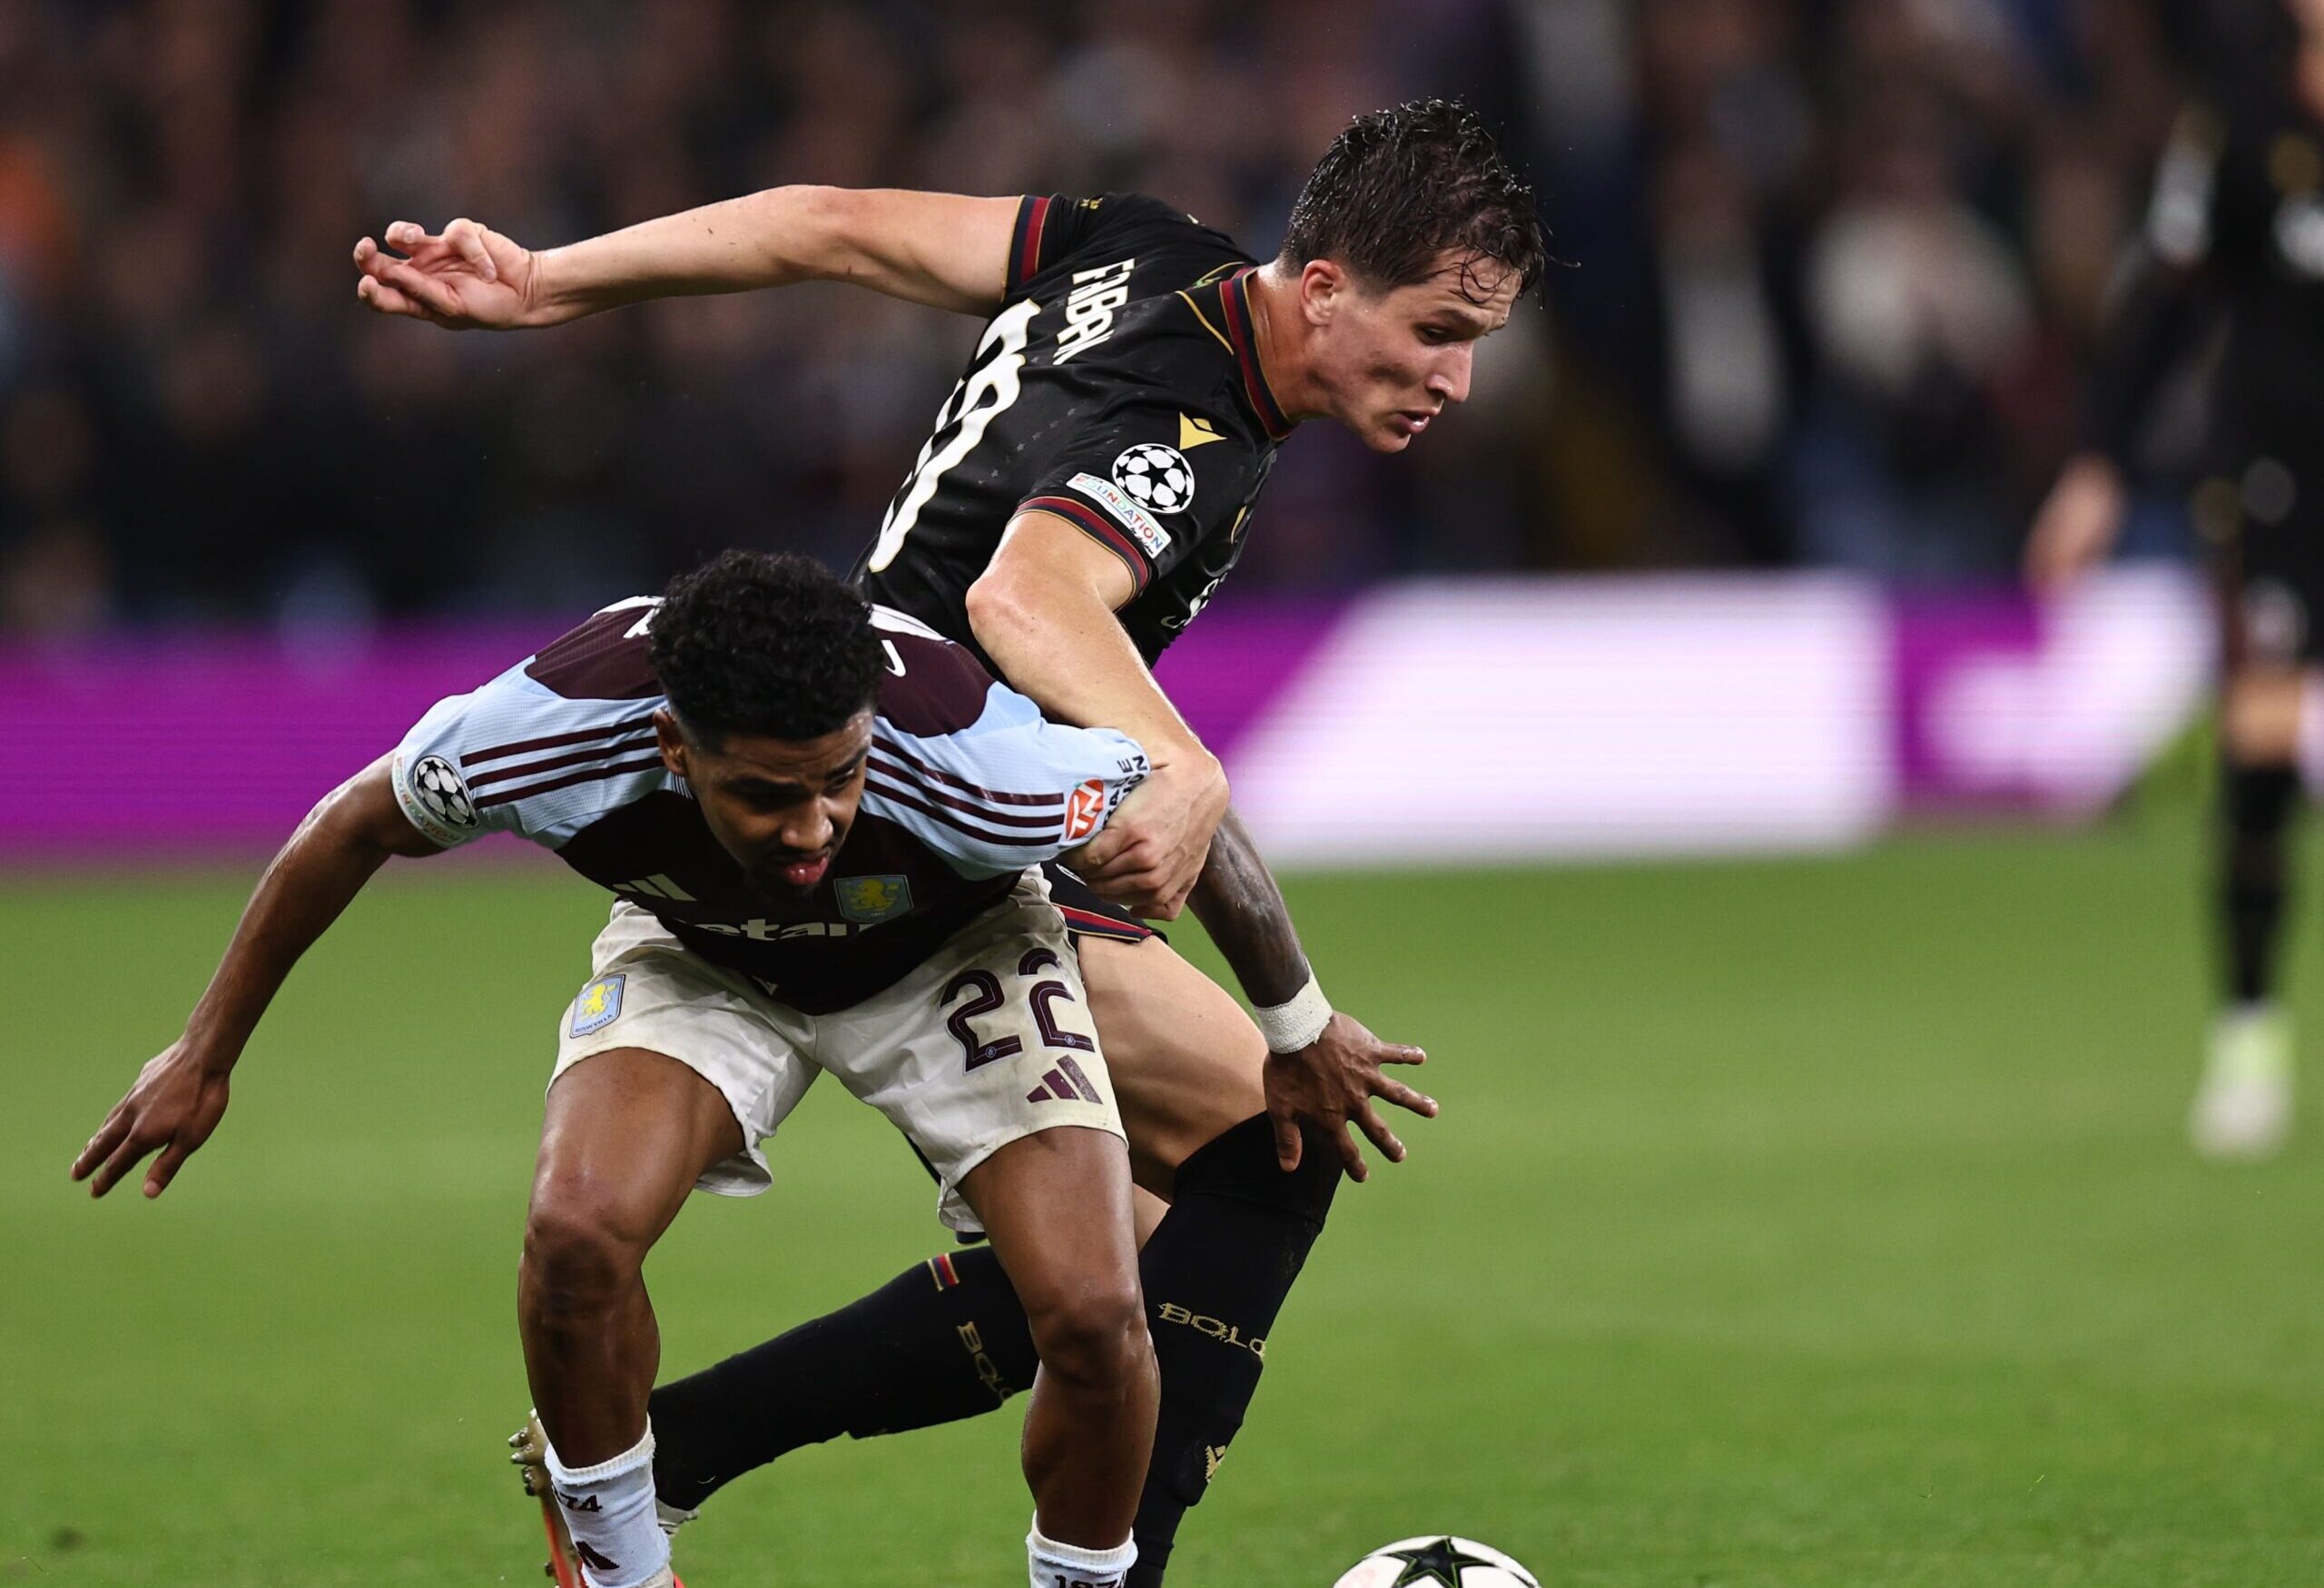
[354, 100, 1544, 1583]
[2027, 0, 2324, 1160]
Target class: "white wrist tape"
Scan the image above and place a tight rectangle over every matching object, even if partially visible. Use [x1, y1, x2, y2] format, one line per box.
[1252, 975, 1333, 1053]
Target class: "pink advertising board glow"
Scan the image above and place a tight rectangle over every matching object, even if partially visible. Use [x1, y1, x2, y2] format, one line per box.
[0, 573, 2209, 865]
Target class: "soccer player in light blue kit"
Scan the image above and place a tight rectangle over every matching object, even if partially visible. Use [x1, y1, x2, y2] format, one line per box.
[74, 551, 1163, 1588]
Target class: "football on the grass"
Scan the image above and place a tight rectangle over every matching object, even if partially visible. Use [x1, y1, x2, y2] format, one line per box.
[1331, 1535, 1539, 1587]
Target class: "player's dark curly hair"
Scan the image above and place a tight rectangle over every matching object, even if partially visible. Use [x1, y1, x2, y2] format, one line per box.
[1279, 98, 1547, 304]
[649, 549, 884, 746]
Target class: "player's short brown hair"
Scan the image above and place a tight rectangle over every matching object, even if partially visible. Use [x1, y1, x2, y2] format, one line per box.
[1279, 98, 1546, 304]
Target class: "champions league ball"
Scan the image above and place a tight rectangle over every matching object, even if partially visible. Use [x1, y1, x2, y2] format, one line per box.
[1332, 1536, 1541, 1588]
[1112, 443, 1195, 514]
[410, 755, 478, 829]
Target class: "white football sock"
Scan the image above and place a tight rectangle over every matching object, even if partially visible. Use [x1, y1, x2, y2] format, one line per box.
[543, 1425, 672, 1588]
[1027, 1516, 1137, 1588]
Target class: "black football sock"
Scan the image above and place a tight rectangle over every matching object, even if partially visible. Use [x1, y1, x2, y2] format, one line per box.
[1127, 1112, 1342, 1588]
[2221, 761, 2299, 1006]
[647, 1245, 1037, 1513]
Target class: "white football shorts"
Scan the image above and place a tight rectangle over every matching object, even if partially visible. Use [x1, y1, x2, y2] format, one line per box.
[549, 871, 1123, 1230]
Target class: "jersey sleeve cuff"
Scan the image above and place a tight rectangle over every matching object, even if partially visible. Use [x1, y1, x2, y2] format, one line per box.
[1006, 194, 1057, 296]
[1020, 493, 1155, 597]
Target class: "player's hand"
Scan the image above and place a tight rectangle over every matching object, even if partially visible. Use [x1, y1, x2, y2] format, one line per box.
[2024, 454, 2128, 596]
[1262, 1012, 1434, 1182]
[71, 1041, 233, 1199]
[1076, 752, 1230, 921]
[353, 218, 543, 329]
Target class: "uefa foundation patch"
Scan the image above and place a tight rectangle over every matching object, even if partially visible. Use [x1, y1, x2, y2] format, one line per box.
[569, 973, 626, 1038]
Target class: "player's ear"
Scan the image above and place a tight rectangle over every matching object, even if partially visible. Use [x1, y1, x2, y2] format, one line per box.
[1297, 259, 1345, 327]
[653, 708, 691, 780]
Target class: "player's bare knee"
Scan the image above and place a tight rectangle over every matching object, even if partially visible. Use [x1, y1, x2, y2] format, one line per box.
[520, 1191, 650, 1314]
[2223, 670, 2306, 764]
[1022, 1276, 1149, 1389]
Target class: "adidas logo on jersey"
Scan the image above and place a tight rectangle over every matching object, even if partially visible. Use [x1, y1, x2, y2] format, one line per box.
[614, 873, 696, 902]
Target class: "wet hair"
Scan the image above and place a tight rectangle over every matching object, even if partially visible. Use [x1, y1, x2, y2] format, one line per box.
[649, 549, 884, 746]
[1278, 97, 1548, 303]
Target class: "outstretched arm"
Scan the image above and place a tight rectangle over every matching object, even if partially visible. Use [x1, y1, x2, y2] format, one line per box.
[1189, 812, 1437, 1179]
[71, 756, 441, 1198]
[353, 187, 1021, 328]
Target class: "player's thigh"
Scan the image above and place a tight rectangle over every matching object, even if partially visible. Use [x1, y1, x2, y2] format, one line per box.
[1078, 934, 1266, 1194]
[955, 1123, 1143, 1327]
[532, 1047, 746, 1250]
[817, 876, 1124, 1232]
[545, 904, 822, 1207]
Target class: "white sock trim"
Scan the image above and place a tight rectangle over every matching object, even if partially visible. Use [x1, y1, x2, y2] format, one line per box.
[1029, 1517, 1137, 1573]
[544, 1424, 655, 1486]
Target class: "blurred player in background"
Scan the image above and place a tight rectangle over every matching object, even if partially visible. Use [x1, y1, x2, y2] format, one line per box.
[2027, 0, 2324, 1159]
[354, 99, 1543, 1583]
[74, 552, 1167, 1588]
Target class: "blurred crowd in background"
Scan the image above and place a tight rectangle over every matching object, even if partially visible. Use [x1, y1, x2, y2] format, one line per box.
[0, 0, 2249, 633]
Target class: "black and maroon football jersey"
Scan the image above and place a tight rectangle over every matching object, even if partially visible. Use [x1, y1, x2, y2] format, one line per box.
[850, 193, 1298, 666]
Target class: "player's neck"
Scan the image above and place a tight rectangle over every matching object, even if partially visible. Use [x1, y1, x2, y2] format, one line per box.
[1242, 264, 1322, 422]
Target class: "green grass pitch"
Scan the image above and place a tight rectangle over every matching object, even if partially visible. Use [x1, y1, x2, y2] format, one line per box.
[6, 817, 2324, 1585]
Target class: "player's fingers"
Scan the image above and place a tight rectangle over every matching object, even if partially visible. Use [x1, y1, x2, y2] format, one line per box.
[71, 1125, 123, 1185]
[144, 1138, 193, 1198]
[369, 260, 465, 322]
[384, 219, 437, 254]
[1355, 1101, 1406, 1164]
[379, 261, 463, 319]
[444, 217, 499, 281]
[1079, 860, 1169, 910]
[73, 1097, 132, 1171]
[1074, 829, 1137, 873]
[88, 1130, 156, 1198]
[1372, 1074, 1440, 1118]
[1379, 1043, 1428, 1066]
[356, 275, 446, 324]
[1268, 1106, 1304, 1172]
[1334, 1122, 1370, 1182]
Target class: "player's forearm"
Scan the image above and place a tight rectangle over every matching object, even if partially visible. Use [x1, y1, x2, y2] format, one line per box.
[532, 186, 1006, 322]
[179, 770, 418, 1065]
[530, 189, 831, 321]
[1187, 809, 1313, 1007]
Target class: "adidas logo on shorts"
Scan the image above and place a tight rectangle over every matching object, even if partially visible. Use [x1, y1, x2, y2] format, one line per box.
[1025, 1059, 1103, 1105]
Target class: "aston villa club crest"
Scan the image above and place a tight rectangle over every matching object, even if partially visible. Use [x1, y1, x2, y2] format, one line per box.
[834, 874, 913, 924]
[569, 973, 625, 1038]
